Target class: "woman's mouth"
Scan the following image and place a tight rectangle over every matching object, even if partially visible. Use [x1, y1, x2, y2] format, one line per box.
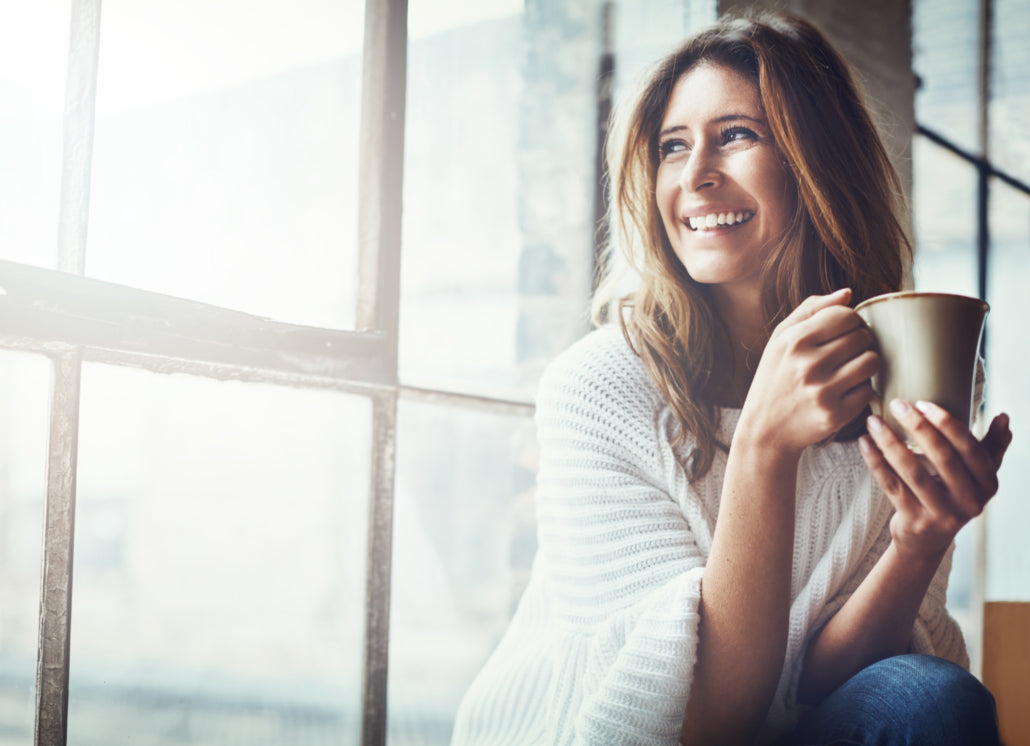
[687, 210, 755, 231]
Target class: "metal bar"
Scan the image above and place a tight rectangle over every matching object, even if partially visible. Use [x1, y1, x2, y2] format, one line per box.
[56, 0, 102, 275]
[34, 351, 82, 746]
[0, 259, 394, 386]
[360, 389, 398, 746]
[356, 0, 408, 741]
[355, 0, 408, 369]
[971, 0, 994, 679]
[400, 384, 535, 417]
[977, 164, 990, 303]
[976, 0, 993, 305]
[34, 0, 102, 740]
[915, 124, 1030, 199]
[591, 1, 615, 299]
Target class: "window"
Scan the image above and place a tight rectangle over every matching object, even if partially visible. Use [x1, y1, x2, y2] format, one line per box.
[913, 0, 1030, 674]
[0, 0, 711, 743]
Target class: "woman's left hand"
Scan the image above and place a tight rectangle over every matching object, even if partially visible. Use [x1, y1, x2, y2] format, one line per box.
[859, 400, 1013, 562]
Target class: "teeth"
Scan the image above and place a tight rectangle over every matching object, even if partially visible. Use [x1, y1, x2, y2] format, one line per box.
[688, 210, 754, 231]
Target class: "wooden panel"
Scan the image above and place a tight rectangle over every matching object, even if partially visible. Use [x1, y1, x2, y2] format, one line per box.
[983, 602, 1030, 746]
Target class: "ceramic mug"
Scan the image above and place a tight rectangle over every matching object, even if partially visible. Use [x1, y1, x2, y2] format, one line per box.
[855, 291, 988, 451]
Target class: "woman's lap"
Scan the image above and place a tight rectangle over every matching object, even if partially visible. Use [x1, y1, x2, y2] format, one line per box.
[780, 654, 1000, 746]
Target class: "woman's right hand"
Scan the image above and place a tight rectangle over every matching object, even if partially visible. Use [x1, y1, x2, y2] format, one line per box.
[739, 288, 879, 456]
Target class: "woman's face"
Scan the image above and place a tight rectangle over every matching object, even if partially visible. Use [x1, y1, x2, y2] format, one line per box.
[655, 62, 794, 301]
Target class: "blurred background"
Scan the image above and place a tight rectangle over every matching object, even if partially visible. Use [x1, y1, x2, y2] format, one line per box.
[0, 0, 1027, 743]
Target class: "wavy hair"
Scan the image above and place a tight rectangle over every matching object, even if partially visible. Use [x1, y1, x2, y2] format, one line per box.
[593, 12, 910, 482]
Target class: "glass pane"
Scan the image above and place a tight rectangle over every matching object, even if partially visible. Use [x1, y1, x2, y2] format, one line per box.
[913, 0, 980, 154]
[397, 0, 717, 401]
[912, 137, 979, 297]
[69, 364, 372, 744]
[85, 1, 364, 329]
[984, 181, 1030, 601]
[388, 399, 537, 746]
[399, 1, 600, 400]
[0, 2, 68, 268]
[0, 352, 50, 743]
[990, 0, 1030, 184]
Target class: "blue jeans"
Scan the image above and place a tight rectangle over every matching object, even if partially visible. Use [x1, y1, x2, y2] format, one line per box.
[780, 654, 1000, 746]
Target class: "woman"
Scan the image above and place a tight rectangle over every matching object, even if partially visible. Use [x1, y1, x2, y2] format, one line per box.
[452, 12, 1012, 746]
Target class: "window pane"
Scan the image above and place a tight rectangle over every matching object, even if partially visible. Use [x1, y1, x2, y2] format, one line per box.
[69, 365, 371, 743]
[397, 0, 712, 401]
[912, 137, 979, 296]
[984, 181, 1030, 601]
[399, 2, 600, 400]
[85, 1, 364, 329]
[913, 0, 980, 153]
[388, 399, 537, 745]
[0, 352, 50, 743]
[0, 2, 68, 269]
[990, 0, 1030, 184]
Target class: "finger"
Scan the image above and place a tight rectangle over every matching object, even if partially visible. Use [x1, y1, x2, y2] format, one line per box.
[866, 410, 960, 514]
[858, 433, 921, 515]
[980, 413, 1013, 470]
[837, 376, 876, 418]
[786, 288, 852, 325]
[912, 400, 1001, 499]
[805, 308, 872, 354]
[887, 400, 985, 517]
[824, 343, 879, 392]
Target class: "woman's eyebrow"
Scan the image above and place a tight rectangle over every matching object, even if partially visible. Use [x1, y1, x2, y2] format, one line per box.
[658, 113, 766, 138]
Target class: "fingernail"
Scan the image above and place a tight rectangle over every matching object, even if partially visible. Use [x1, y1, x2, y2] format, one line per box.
[867, 415, 884, 433]
[858, 435, 873, 454]
[915, 400, 937, 416]
[889, 399, 910, 417]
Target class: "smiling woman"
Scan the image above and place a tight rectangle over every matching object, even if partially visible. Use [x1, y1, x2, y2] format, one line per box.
[451, 12, 1009, 746]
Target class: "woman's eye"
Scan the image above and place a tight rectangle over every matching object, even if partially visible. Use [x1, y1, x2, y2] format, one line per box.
[721, 125, 758, 145]
[659, 139, 688, 160]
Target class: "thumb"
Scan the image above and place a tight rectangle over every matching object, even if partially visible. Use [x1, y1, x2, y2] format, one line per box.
[788, 287, 853, 323]
[982, 413, 1013, 470]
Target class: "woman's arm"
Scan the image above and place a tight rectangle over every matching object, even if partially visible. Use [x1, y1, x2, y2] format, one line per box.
[798, 400, 1012, 703]
[682, 290, 880, 745]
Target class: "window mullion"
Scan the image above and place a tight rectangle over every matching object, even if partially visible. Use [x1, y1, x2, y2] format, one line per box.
[34, 351, 82, 746]
[355, 0, 407, 367]
[34, 0, 101, 742]
[356, 0, 407, 743]
[361, 389, 398, 746]
[56, 0, 101, 276]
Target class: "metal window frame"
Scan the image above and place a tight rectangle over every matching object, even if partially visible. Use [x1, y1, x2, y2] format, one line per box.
[0, 0, 533, 744]
[913, 0, 1030, 678]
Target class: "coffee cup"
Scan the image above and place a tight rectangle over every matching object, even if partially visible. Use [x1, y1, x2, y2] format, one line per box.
[855, 291, 988, 450]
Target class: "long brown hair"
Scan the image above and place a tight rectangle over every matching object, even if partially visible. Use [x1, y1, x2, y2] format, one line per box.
[593, 12, 910, 482]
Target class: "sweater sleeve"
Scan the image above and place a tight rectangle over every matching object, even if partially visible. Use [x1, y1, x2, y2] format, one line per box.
[532, 331, 709, 745]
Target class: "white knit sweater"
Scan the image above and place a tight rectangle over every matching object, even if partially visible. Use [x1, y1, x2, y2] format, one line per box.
[451, 324, 967, 746]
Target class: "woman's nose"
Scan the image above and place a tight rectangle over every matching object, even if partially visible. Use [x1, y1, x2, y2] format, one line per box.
[680, 147, 722, 192]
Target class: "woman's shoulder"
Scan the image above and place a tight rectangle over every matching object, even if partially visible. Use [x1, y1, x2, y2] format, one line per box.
[537, 324, 663, 418]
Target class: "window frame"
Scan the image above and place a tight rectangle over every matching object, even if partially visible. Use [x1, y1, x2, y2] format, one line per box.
[912, 0, 1030, 674]
[0, 0, 534, 744]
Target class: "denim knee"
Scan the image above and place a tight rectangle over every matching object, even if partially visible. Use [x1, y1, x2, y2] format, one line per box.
[785, 654, 1000, 746]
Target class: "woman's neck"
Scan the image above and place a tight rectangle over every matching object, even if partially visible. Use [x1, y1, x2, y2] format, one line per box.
[709, 285, 768, 408]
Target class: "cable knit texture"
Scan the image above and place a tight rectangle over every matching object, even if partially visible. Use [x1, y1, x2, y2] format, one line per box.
[451, 325, 968, 746]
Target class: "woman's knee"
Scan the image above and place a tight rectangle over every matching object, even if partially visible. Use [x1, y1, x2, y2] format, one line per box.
[845, 654, 998, 744]
[787, 654, 1000, 746]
